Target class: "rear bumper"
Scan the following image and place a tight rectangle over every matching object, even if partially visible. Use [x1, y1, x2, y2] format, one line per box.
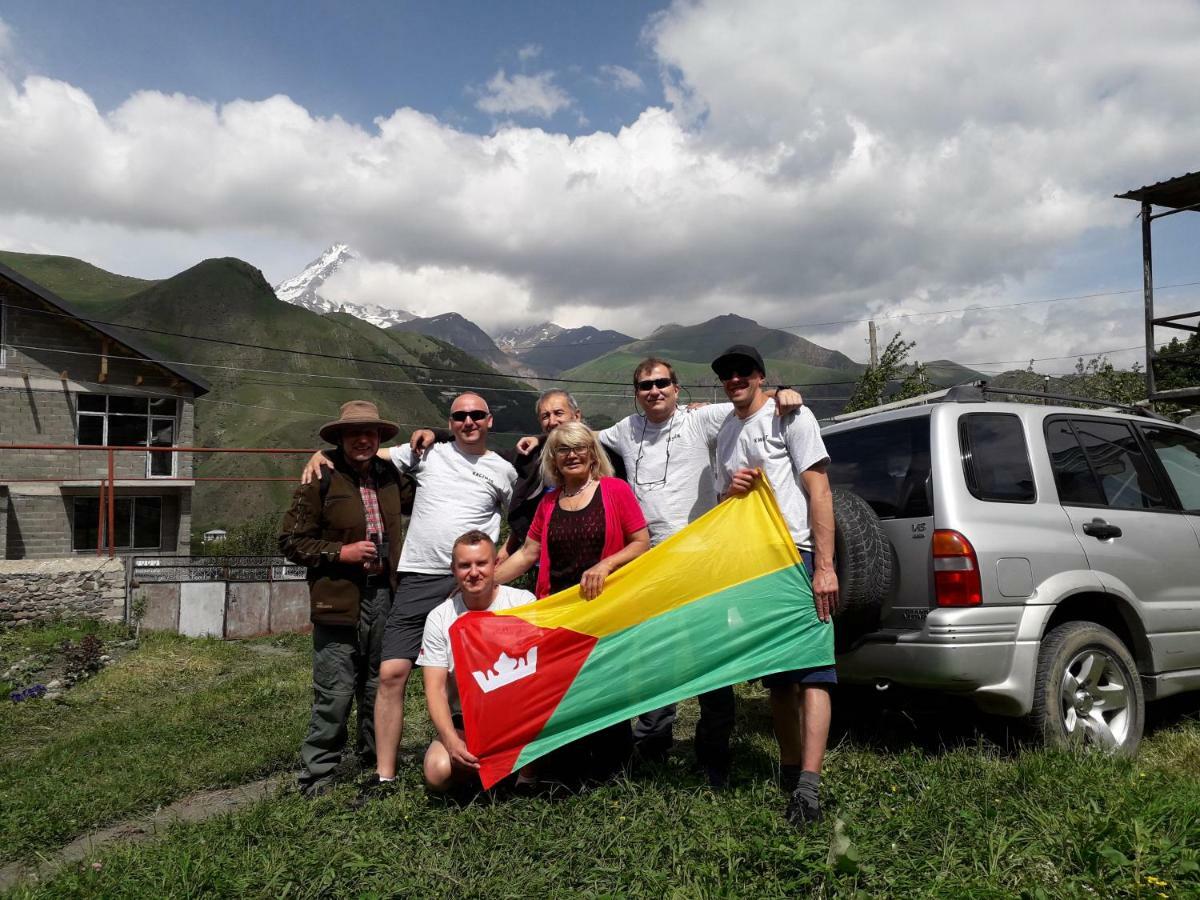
[836, 610, 1041, 716]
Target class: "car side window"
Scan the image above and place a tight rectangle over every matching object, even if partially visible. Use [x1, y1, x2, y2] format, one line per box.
[1050, 418, 1168, 510]
[1046, 419, 1104, 505]
[1141, 426, 1200, 512]
[959, 413, 1035, 503]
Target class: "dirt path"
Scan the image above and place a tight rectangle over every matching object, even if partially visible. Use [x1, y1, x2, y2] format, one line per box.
[0, 774, 291, 893]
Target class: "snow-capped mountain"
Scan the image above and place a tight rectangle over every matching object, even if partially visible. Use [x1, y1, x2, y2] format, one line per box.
[273, 244, 414, 328]
[494, 321, 565, 353]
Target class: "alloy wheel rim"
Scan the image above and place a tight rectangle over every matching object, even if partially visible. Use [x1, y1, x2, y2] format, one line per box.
[1059, 647, 1131, 750]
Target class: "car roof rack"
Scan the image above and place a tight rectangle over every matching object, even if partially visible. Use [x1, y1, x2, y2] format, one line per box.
[825, 381, 1174, 424]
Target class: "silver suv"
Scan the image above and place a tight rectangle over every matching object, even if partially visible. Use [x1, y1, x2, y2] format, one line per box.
[821, 388, 1200, 754]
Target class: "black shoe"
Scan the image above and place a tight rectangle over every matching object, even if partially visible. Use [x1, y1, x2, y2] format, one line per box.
[704, 763, 731, 790]
[634, 735, 673, 765]
[785, 787, 822, 827]
[351, 774, 399, 808]
[298, 776, 336, 799]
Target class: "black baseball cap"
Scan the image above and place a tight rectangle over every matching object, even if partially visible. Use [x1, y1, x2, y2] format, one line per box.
[711, 344, 766, 378]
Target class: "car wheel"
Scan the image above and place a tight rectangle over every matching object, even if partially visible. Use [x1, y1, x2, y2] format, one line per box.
[1029, 621, 1144, 756]
[831, 489, 893, 651]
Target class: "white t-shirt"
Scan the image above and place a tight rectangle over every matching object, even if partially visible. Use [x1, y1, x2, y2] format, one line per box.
[390, 443, 517, 574]
[417, 585, 535, 714]
[713, 399, 829, 550]
[599, 404, 732, 545]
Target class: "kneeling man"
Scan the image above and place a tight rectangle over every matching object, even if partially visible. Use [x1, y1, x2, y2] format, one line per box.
[418, 530, 535, 792]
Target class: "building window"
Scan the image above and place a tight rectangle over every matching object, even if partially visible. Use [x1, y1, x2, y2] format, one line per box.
[76, 395, 180, 477]
[72, 496, 163, 551]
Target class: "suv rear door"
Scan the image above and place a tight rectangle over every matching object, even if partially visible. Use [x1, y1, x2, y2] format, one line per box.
[824, 413, 932, 629]
[1045, 415, 1200, 673]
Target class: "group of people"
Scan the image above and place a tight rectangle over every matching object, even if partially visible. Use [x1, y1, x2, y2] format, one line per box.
[278, 343, 839, 826]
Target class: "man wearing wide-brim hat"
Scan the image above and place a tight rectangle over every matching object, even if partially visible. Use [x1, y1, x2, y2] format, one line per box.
[280, 400, 415, 797]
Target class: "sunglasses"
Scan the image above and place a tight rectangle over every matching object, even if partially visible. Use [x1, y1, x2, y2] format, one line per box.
[715, 364, 759, 382]
[553, 445, 590, 457]
[635, 377, 674, 392]
[450, 409, 488, 422]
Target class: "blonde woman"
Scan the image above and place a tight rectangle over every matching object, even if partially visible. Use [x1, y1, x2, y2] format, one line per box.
[496, 421, 650, 601]
[495, 421, 650, 785]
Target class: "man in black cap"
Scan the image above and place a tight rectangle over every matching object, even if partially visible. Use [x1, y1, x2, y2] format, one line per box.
[710, 345, 839, 826]
[279, 400, 412, 797]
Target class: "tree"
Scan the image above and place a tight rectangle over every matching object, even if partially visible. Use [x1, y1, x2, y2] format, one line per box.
[844, 333, 929, 413]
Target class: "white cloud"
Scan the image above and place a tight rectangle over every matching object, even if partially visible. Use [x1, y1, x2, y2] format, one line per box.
[2, 1, 1200, 371]
[599, 64, 644, 92]
[475, 69, 571, 118]
[320, 258, 536, 333]
[517, 43, 542, 63]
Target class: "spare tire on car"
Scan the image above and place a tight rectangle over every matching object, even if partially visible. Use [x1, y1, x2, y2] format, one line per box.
[830, 489, 893, 652]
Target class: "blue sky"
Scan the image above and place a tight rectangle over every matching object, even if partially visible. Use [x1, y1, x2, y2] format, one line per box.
[1, 0, 1199, 373]
[2, 0, 665, 133]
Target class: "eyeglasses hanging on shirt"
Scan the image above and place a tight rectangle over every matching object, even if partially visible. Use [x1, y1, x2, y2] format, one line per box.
[634, 414, 675, 486]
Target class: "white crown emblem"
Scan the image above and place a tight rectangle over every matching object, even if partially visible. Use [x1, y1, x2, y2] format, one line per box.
[472, 647, 538, 693]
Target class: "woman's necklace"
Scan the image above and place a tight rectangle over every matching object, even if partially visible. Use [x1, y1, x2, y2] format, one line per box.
[561, 477, 595, 499]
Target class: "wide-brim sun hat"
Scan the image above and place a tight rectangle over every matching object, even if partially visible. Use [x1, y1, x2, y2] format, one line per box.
[319, 400, 399, 444]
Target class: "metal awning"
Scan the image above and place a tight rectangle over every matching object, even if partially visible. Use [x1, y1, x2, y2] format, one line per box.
[1116, 170, 1200, 211]
[1116, 170, 1200, 403]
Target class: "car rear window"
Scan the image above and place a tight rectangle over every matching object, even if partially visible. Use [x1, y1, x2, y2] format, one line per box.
[959, 413, 1035, 503]
[824, 416, 932, 519]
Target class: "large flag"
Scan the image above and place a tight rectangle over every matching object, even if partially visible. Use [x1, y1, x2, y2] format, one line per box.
[450, 477, 834, 788]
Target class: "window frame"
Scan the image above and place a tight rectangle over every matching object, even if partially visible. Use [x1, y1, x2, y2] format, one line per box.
[0, 292, 7, 369]
[1043, 414, 1178, 514]
[1136, 423, 1200, 515]
[958, 412, 1037, 504]
[74, 394, 180, 478]
[71, 495, 164, 552]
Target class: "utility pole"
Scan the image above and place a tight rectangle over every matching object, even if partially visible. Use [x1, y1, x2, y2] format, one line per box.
[868, 320, 879, 368]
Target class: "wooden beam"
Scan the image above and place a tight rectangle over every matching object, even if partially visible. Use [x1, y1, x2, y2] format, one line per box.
[99, 337, 110, 383]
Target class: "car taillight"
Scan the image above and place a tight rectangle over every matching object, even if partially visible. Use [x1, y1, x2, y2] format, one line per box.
[932, 529, 982, 607]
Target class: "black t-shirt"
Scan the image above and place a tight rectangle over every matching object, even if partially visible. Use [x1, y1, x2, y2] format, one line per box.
[546, 489, 607, 594]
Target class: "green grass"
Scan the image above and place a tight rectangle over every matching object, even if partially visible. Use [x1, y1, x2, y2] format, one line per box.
[0, 251, 156, 303]
[3, 625, 1198, 897]
[0, 625, 313, 864]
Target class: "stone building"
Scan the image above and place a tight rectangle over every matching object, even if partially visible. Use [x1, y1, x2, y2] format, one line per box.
[0, 262, 209, 560]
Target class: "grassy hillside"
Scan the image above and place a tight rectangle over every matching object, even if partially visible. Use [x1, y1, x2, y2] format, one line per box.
[0, 250, 156, 303]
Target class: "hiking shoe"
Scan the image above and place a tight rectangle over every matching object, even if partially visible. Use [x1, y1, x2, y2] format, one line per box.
[351, 774, 399, 808]
[298, 777, 337, 799]
[704, 763, 731, 790]
[785, 787, 822, 827]
[634, 735, 673, 765]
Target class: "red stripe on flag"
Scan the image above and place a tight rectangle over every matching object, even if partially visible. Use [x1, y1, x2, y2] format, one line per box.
[450, 611, 597, 788]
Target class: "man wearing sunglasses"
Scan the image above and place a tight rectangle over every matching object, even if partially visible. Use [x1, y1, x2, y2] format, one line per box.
[711, 343, 837, 827]
[593, 357, 803, 787]
[304, 392, 518, 799]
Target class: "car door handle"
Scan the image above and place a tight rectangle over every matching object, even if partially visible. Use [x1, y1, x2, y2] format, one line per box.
[1082, 518, 1122, 540]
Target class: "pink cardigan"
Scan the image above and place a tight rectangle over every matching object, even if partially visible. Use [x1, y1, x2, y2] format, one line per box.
[527, 477, 647, 598]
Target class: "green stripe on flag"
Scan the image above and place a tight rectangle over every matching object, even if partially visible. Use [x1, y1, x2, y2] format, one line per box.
[514, 564, 833, 769]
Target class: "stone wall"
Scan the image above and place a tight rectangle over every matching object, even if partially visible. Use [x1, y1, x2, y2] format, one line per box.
[0, 557, 126, 625]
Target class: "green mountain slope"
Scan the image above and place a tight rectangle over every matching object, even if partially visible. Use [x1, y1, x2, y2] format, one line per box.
[0, 250, 157, 302]
[22, 256, 539, 536]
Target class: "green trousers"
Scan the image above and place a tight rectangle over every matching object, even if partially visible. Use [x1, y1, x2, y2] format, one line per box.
[298, 583, 391, 789]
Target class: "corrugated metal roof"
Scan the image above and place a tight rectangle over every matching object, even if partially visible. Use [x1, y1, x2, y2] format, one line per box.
[1115, 170, 1200, 209]
[0, 262, 210, 394]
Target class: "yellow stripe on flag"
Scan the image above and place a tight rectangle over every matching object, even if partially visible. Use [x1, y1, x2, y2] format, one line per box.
[498, 476, 801, 639]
